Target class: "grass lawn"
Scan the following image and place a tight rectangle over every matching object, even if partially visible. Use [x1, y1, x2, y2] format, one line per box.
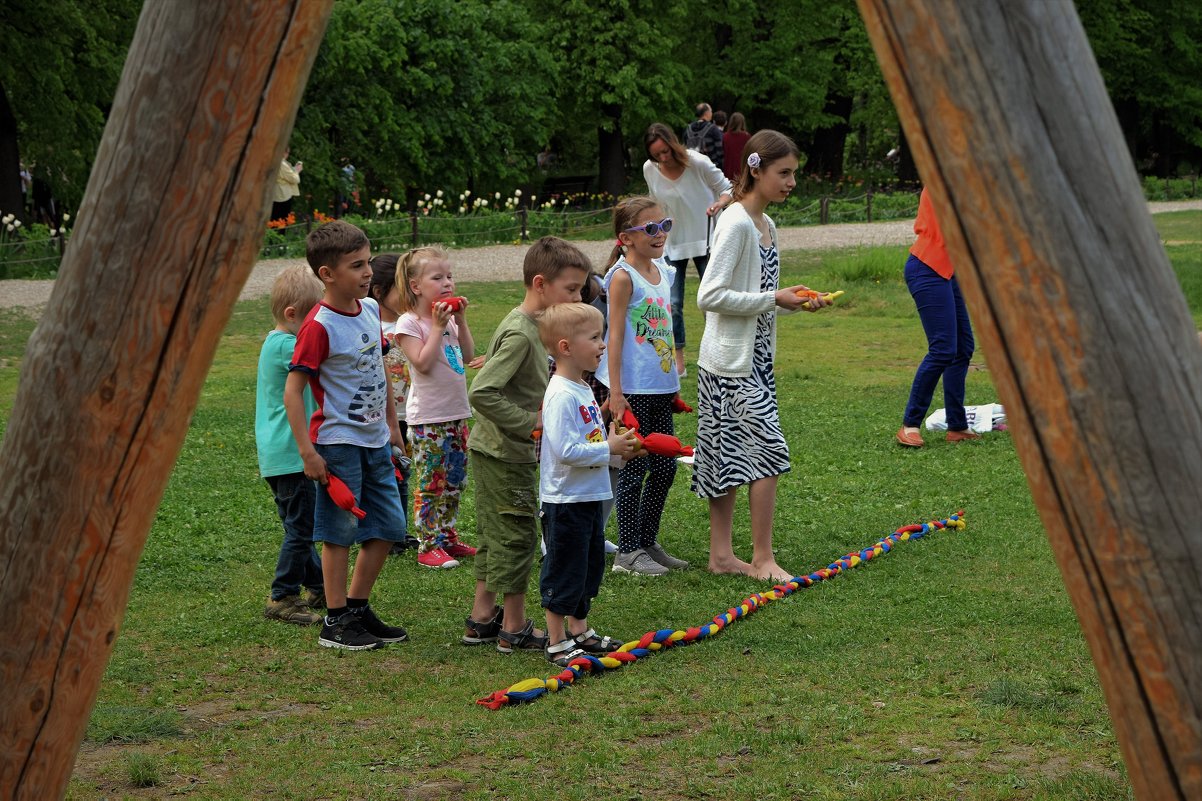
[2, 212, 1198, 800]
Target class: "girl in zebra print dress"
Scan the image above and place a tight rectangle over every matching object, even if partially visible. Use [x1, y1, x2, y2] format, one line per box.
[693, 130, 828, 581]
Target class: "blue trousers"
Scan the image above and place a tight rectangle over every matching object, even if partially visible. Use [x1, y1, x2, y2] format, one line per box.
[265, 473, 323, 600]
[903, 255, 975, 431]
[668, 254, 709, 349]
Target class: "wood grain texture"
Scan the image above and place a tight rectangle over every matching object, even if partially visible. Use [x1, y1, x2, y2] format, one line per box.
[0, 2, 332, 797]
[856, 1, 1202, 798]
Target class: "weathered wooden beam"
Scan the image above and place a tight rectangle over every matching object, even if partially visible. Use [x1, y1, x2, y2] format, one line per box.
[856, 1, 1202, 798]
[0, 2, 332, 797]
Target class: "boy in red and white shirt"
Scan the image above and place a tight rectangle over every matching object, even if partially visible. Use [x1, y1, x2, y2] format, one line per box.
[285, 220, 408, 651]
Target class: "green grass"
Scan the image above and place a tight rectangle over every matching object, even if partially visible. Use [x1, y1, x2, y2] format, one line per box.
[5, 215, 1200, 799]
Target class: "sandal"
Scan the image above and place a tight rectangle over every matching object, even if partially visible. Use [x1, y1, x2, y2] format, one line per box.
[496, 619, 549, 654]
[572, 628, 622, 655]
[546, 637, 587, 668]
[461, 605, 503, 646]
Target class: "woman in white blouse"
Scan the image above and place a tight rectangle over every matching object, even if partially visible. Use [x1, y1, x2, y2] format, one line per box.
[642, 123, 732, 376]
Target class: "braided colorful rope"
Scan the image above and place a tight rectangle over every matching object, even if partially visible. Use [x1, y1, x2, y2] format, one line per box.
[477, 511, 966, 709]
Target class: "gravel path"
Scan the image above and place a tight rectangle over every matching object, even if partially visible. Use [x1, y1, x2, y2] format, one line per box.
[3, 200, 1198, 313]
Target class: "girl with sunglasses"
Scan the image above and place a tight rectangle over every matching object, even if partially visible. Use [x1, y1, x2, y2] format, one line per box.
[693, 130, 827, 581]
[643, 123, 733, 377]
[594, 197, 689, 576]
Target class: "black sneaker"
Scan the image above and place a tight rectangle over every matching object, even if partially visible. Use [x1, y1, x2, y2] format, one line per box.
[318, 612, 386, 651]
[351, 604, 409, 643]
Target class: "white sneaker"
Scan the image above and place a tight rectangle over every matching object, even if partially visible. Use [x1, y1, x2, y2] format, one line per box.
[604, 539, 618, 554]
[612, 549, 668, 576]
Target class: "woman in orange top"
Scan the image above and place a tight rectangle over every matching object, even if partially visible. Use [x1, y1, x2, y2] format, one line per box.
[896, 189, 979, 447]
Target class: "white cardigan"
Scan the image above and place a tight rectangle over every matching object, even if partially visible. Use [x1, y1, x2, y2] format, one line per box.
[696, 203, 790, 377]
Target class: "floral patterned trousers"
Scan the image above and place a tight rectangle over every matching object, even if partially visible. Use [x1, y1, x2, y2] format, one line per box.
[410, 419, 469, 552]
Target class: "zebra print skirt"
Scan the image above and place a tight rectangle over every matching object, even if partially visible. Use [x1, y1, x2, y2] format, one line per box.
[690, 359, 791, 498]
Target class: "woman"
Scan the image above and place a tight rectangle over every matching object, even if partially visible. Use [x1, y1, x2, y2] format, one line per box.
[642, 122, 732, 376]
[721, 113, 752, 182]
[271, 148, 302, 222]
[896, 188, 979, 447]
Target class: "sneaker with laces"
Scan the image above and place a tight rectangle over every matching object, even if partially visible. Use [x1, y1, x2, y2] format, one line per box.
[351, 604, 408, 642]
[318, 612, 385, 650]
[264, 595, 323, 626]
[611, 549, 669, 576]
[644, 542, 689, 570]
[417, 547, 460, 569]
[445, 541, 477, 558]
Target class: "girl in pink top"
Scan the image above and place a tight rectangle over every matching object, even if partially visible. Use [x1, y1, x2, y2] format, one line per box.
[396, 246, 477, 569]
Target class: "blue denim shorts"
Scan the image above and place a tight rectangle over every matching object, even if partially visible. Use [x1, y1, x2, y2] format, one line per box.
[313, 443, 407, 547]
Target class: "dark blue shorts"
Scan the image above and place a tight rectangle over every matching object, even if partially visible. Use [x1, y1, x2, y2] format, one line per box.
[539, 500, 605, 618]
[313, 443, 407, 547]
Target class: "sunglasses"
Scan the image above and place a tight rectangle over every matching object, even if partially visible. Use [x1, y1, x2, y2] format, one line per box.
[624, 217, 673, 237]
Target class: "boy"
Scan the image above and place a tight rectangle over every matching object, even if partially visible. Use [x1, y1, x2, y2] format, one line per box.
[256, 265, 326, 625]
[461, 236, 591, 652]
[535, 303, 638, 665]
[285, 220, 409, 651]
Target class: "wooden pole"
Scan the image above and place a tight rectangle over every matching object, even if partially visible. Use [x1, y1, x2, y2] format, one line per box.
[856, 2, 1202, 798]
[0, 2, 332, 797]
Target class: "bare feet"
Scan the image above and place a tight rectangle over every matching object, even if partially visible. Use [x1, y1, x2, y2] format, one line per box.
[709, 556, 753, 575]
[749, 561, 795, 582]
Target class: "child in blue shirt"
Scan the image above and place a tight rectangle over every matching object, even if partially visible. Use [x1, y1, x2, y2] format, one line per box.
[256, 265, 326, 625]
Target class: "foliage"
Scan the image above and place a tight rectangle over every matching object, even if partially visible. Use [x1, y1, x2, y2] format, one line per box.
[0, 0, 140, 212]
[291, 0, 559, 213]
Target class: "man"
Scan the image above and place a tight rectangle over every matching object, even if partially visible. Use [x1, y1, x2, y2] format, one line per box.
[684, 103, 724, 167]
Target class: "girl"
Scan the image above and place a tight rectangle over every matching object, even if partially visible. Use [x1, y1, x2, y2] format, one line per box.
[693, 130, 827, 581]
[595, 196, 688, 576]
[642, 123, 733, 376]
[395, 246, 476, 569]
[368, 254, 419, 553]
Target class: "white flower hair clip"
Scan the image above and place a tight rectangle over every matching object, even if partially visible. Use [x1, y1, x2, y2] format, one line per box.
[746, 152, 761, 168]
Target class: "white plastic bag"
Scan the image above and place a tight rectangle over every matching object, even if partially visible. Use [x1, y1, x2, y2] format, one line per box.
[924, 403, 1006, 433]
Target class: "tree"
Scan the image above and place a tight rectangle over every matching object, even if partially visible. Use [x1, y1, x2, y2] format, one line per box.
[0, 0, 139, 219]
[1075, 0, 1202, 176]
[290, 0, 558, 210]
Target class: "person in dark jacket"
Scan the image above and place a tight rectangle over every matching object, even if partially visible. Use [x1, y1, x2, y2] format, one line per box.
[685, 103, 724, 167]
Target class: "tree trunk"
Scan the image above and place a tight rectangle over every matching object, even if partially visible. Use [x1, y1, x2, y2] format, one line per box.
[0, 2, 332, 798]
[805, 93, 852, 179]
[0, 84, 24, 223]
[856, 2, 1202, 798]
[597, 103, 625, 198]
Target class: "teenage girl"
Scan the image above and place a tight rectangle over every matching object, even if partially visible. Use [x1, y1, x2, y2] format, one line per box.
[693, 130, 827, 581]
[395, 246, 477, 569]
[368, 254, 419, 553]
[595, 196, 688, 576]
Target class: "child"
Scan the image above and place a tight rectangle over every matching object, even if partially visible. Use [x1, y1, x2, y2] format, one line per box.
[595, 197, 688, 576]
[462, 236, 591, 652]
[536, 303, 639, 665]
[368, 253, 419, 552]
[256, 265, 326, 625]
[395, 246, 476, 569]
[693, 130, 827, 581]
[285, 220, 409, 650]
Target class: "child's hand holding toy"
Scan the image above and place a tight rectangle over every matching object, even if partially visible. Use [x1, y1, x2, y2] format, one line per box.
[325, 474, 367, 519]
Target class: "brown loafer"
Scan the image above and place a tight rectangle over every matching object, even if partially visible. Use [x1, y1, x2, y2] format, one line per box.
[946, 429, 982, 442]
[895, 427, 924, 448]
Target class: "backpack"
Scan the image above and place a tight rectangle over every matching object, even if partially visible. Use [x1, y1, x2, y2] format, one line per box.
[685, 121, 712, 155]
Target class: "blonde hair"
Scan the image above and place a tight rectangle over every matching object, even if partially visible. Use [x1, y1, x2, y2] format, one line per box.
[537, 302, 604, 356]
[270, 264, 324, 325]
[395, 245, 451, 313]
